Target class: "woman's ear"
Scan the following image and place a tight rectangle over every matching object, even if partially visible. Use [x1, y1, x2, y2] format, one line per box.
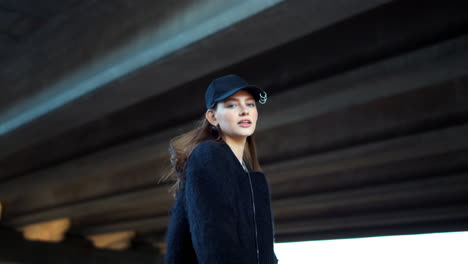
[205, 109, 218, 126]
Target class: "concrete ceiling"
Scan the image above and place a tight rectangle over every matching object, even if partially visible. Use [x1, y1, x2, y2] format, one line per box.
[1, 0, 468, 255]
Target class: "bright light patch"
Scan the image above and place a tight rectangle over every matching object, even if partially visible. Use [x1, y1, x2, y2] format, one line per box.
[274, 231, 468, 264]
[20, 218, 70, 242]
[88, 231, 135, 250]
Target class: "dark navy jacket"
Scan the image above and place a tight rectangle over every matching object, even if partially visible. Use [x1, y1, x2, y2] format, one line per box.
[164, 140, 278, 264]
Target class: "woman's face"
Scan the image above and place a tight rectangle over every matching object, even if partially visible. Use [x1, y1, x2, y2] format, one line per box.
[207, 90, 258, 141]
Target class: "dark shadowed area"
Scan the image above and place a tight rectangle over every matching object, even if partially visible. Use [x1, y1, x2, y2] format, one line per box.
[0, 0, 467, 263]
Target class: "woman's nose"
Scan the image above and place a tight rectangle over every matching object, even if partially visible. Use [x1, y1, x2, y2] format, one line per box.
[240, 105, 249, 115]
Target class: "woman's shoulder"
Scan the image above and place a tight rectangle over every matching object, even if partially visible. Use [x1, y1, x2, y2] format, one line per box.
[185, 141, 230, 180]
[191, 140, 226, 159]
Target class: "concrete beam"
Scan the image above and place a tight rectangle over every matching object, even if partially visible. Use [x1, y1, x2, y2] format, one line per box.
[6, 158, 168, 216]
[256, 35, 468, 132]
[270, 149, 468, 199]
[0, 123, 180, 199]
[4, 185, 171, 227]
[272, 172, 468, 220]
[0, 0, 390, 158]
[1, 34, 467, 200]
[266, 123, 468, 185]
[276, 218, 468, 243]
[275, 204, 468, 235]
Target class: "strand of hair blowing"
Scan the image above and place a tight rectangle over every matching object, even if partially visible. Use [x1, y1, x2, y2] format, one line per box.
[160, 116, 262, 199]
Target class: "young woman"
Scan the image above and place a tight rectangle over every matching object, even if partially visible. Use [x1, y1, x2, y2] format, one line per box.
[163, 74, 278, 264]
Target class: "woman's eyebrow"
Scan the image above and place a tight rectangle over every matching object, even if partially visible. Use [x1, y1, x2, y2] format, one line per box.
[225, 97, 255, 102]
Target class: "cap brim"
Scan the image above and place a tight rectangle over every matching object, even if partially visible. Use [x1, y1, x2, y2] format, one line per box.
[213, 85, 264, 104]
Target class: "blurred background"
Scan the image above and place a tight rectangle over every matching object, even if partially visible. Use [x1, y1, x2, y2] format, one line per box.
[0, 0, 467, 263]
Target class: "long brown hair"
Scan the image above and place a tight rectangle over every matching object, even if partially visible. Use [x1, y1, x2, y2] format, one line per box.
[160, 109, 262, 199]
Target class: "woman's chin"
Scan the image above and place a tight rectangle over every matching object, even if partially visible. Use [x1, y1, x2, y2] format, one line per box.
[225, 131, 254, 141]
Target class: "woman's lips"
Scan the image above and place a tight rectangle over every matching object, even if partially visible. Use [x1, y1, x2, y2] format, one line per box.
[238, 119, 252, 128]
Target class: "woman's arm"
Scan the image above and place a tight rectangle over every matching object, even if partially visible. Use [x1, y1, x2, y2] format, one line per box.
[184, 142, 247, 263]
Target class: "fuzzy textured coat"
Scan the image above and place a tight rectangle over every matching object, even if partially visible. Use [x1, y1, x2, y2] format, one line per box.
[164, 140, 278, 264]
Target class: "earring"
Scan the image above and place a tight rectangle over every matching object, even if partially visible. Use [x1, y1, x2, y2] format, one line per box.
[259, 91, 267, 104]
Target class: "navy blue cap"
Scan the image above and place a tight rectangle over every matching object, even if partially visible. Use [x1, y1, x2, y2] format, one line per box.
[205, 74, 267, 109]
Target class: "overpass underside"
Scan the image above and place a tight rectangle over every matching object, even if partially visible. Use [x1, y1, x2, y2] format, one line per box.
[0, 0, 467, 262]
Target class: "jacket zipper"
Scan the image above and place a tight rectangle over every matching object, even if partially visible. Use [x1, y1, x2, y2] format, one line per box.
[247, 170, 260, 264]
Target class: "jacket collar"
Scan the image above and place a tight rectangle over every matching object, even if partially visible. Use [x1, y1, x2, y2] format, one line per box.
[219, 141, 263, 175]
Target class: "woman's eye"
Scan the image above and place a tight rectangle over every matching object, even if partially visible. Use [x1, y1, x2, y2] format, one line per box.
[227, 104, 237, 108]
[247, 103, 256, 107]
